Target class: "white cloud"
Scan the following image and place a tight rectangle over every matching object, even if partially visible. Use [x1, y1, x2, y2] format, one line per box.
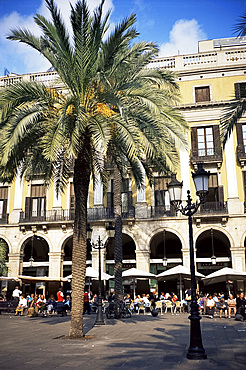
[159, 19, 207, 57]
[0, 0, 114, 75]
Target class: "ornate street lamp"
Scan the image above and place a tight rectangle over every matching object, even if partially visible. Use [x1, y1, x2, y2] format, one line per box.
[90, 222, 115, 326]
[163, 229, 167, 267]
[167, 163, 209, 360]
[211, 228, 216, 265]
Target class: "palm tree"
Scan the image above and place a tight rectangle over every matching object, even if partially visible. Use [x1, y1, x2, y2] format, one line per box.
[0, 0, 187, 337]
[220, 11, 246, 145]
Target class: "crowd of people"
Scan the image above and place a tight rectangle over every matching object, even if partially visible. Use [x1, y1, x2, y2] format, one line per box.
[1, 286, 72, 317]
[1, 285, 246, 321]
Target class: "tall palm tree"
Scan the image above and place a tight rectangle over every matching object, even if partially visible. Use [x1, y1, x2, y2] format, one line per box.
[220, 11, 246, 145]
[0, 0, 187, 337]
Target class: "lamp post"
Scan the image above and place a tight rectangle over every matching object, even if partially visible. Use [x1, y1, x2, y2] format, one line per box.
[163, 229, 167, 267]
[211, 228, 216, 265]
[89, 222, 115, 326]
[167, 163, 209, 360]
[29, 235, 35, 267]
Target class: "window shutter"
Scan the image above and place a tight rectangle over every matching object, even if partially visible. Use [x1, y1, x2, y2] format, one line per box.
[212, 125, 221, 155]
[218, 186, 224, 205]
[243, 171, 246, 201]
[128, 191, 133, 207]
[195, 86, 210, 102]
[2, 199, 7, 215]
[235, 83, 240, 99]
[25, 197, 31, 218]
[191, 127, 198, 156]
[0, 187, 8, 199]
[236, 123, 243, 145]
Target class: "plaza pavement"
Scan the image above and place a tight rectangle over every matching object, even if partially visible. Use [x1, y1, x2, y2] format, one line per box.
[0, 311, 246, 370]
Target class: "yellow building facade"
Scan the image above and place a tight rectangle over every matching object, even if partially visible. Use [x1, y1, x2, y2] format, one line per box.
[0, 36, 246, 296]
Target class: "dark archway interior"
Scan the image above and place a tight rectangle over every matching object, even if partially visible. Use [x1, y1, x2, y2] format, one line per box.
[196, 229, 231, 258]
[0, 238, 9, 261]
[23, 236, 49, 262]
[63, 237, 92, 261]
[150, 231, 182, 259]
[106, 234, 136, 260]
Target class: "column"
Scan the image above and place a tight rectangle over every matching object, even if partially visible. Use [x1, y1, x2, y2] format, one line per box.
[8, 253, 22, 277]
[224, 134, 244, 214]
[48, 252, 63, 277]
[135, 250, 150, 272]
[9, 173, 24, 224]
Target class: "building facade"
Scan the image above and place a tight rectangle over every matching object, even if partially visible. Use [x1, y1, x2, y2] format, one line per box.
[1, 37, 246, 295]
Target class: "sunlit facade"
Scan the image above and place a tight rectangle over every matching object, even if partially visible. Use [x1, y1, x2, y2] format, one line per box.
[1, 36, 246, 296]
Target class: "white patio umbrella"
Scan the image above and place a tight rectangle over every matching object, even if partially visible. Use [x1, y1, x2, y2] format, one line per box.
[122, 268, 156, 297]
[157, 265, 205, 301]
[65, 267, 113, 281]
[202, 267, 246, 288]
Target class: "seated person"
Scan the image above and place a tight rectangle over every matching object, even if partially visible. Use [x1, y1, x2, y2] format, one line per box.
[227, 294, 237, 318]
[64, 295, 71, 311]
[47, 295, 57, 314]
[217, 298, 227, 318]
[15, 295, 27, 316]
[37, 295, 47, 314]
[27, 298, 38, 317]
[236, 292, 246, 319]
[91, 294, 98, 312]
[206, 295, 215, 318]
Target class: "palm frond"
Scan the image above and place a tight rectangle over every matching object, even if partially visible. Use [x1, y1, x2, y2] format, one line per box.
[220, 99, 246, 146]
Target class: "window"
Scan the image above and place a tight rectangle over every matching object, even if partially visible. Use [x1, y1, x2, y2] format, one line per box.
[24, 184, 46, 220]
[235, 82, 246, 99]
[154, 177, 170, 210]
[243, 125, 246, 152]
[0, 187, 8, 219]
[197, 127, 214, 156]
[195, 86, 210, 103]
[191, 125, 222, 162]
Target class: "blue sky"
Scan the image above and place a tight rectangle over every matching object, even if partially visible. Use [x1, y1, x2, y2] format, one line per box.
[0, 0, 245, 75]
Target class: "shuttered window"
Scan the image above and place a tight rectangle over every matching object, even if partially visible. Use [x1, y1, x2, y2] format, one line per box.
[235, 82, 246, 99]
[0, 187, 8, 219]
[243, 125, 246, 152]
[195, 86, 210, 102]
[154, 177, 170, 207]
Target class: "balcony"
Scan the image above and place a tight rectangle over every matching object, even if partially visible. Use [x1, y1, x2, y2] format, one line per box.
[236, 145, 246, 167]
[190, 150, 223, 167]
[19, 206, 135, 223]
[0, 214, 9, 224]
[151, 205, 175, 218]
[198, 201, 228, 214]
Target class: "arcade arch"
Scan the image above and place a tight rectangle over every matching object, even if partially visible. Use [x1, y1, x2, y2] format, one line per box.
[195, 228, 232, 276]
[22, 235, 50, 276]
[62, 236, 92, 277]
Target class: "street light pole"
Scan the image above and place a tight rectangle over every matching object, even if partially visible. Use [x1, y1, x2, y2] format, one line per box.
[92, 235, 105, 326]
[163, 229, 167, 267]
[167, 163, 209, 360]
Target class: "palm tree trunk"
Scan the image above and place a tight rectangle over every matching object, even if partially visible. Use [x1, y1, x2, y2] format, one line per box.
[69, 138, 91, 338]
[113, 165, 123, 306]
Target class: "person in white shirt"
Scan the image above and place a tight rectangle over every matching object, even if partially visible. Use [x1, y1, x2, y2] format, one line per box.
[12, 286, 22, 302]
[206, 294, 216, 318]
[15, 295, 27, 316]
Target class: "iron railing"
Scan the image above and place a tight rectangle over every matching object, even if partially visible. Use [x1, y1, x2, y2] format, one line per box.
[198, 201, 228, 214]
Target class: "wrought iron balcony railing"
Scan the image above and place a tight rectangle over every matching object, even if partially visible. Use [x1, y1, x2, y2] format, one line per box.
[0, 214, 9, 224]
[198, 201, 228, 214]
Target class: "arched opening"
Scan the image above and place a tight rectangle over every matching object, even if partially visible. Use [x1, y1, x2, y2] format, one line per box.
[150, 231, 183, 295]
[196, 229, 232, 294]
[22, 236, 49, 277]
[106, 233, 136, 294]
[63, 237, 92, 277]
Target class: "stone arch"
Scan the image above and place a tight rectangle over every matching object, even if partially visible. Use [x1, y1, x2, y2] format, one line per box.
[22, 235, 50, 262]
[194, 226, 235, 250]
[150, 229, 183, 260]
[106, 233, 136, 261]
[195, 227, 232, 276]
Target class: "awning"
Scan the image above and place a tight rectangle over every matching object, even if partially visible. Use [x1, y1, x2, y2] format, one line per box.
[17, 275, 67, 283]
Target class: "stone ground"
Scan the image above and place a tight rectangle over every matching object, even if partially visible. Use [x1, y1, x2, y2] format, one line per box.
[0, 311, 246, 370]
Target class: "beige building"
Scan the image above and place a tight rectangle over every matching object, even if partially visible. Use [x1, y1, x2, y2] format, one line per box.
[0, 36, 246, 296]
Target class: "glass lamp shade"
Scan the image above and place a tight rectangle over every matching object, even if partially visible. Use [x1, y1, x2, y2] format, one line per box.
[192, 163, 210, 195]
[29, 256, 34, 267]
[167, 173, 183, 203]
[86, 224, 93, 240]
[163, 257, 168, 267]
[106, 222, 115, 238]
